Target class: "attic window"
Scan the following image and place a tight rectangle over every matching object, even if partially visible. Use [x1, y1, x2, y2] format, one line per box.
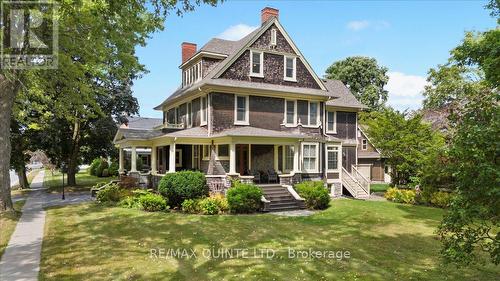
[270, 29, 277, 46]
[250, 50, 263, 77]
[182, 60, 202, 87]
[362, 139, 368, 150]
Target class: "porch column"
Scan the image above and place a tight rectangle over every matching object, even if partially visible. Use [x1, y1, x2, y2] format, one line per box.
[293, 143, 299, 173]
[229, 143, 236, 174]
[131, 146, 137, 172]
[168, 143, 176, 173]
[274, 145, 279, 171]
[151, 145, 157, 174]
[118, 147, 125, 174]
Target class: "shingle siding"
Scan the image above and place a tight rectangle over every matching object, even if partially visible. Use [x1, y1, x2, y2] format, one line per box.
[250, 24, 295, 54]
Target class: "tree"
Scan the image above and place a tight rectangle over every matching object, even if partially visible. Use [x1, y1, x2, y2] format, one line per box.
[362, 109, 444, 186]
[435, 1, 500, 265]
[438, 88, 499, 265]
[0, 0, 219, 212]
[325, 56, 389, 111]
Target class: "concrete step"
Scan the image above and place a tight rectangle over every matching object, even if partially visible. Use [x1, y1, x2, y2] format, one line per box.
[265, 195, 296, 200]
[267, 205, 304, 212]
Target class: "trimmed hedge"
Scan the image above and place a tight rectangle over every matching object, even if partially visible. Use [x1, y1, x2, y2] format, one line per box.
[294, 181, 330, 210]
[158, 171, 208, 208]
[226, 183, 263, 213]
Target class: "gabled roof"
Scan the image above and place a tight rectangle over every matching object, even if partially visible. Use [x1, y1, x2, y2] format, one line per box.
[154, 17, 367, 111]
[121, 117, 163, 130]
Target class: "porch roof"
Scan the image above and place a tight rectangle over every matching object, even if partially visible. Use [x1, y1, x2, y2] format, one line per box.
[116, 128, 164, 141]
[358, 151, 384, 159]
[211, 126, 304, 139]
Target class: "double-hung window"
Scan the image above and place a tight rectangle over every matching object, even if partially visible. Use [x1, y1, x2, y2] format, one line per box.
[308, 101, 319, 126]
[235, 95, 249, 125]
[200, 96, 207, 126]
[217, 144, 229, 159]
[326, 146, 339, 171]
[284, 100, 296, 125]
[250, 50, 263, 77]
[284, 56, 296, 81]
[302, 143, 318, 172]
[362, 139, 368, 150]
[284, 145, 294, 171]
[326, 111, 336, 133]
[187, 102, 193, 127]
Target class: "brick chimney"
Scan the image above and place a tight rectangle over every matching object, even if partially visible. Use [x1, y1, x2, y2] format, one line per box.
[181, 42, 197, 64]
[261, 7, 279, 24]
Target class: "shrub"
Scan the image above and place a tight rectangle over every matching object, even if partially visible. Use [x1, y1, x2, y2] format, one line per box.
[102, 169, 109, 177]
[119, 196, 142, 209]
[89, 158, 102, 176]
[181, 199, 200, 214]
[96, 184, 124, 204]
[96, 160, 109, 177]
[211, 193, 229, 213]
[198, 197, 220, 215]
[158, 171, 208, 208]
[108, 161, 119, 176]
[294, 181, 330, 210]
[430, 191, 453, 208]
[226, 183, 263, 213]
[139, 193, 169, 212]
[384, 187, 416, 204]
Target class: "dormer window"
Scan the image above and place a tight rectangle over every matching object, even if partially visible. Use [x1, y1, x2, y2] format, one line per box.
[284, 56, 296, 81]
[270, 29, 277, 46]
[182, 60, 202, 87]
[250, 50, 263, 77]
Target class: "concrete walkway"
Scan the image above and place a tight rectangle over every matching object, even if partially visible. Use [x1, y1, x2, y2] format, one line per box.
[0, 170, 46, 281]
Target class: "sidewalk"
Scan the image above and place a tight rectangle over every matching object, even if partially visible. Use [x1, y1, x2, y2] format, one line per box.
[0, 170, 46, 281]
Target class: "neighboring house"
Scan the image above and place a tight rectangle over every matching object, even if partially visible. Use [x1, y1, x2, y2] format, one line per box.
[113, 7, 371, 209]
[357, 126, 390, 183]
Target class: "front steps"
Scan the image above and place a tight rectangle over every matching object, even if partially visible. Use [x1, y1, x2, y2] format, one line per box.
[341, 168, 370, 199]
[259, 185, 305, 212]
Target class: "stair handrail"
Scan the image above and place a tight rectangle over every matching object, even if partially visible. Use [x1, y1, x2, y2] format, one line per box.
[341, 168, 360, 196]
[351, 165, 370, 195]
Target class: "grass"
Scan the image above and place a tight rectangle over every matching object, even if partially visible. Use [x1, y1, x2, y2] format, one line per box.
[10, 169, 41, 196]
[0, 200, 26, 258]
[43, 169, 117, 193]
[370, 183, 390, 193]
[40, 200, 499, 280]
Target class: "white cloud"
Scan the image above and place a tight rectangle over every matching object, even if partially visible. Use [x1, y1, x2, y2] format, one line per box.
[347, 20, 370, 31]
[385, 71, 428, 110]
[216, 24, 258, 41]
[346, 20, 390, 31]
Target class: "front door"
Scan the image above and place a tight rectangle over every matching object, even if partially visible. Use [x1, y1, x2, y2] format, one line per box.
[236, 144, 249, 175]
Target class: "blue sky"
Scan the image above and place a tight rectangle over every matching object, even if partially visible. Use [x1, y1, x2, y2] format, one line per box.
[133, 0, 496, 117]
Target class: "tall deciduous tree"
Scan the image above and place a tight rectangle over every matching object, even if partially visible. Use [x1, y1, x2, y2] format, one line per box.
[325, 56, 389, 111]
[362, 109, 444, 186]
[0, 0, 219, 211]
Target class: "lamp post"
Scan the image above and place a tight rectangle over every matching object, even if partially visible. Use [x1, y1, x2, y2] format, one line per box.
[61, 162, 67, 200]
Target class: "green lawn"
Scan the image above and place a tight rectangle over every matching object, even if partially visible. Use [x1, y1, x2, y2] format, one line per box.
[0, 200, 26, 258]
[43, 169, 117, 193]
[40, 200, 499, 280]
[370, 183, 390, 193]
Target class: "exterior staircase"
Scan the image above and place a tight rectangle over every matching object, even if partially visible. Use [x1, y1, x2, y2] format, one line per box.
[259, 184, 305, 212]
[341, 167, 370, 200]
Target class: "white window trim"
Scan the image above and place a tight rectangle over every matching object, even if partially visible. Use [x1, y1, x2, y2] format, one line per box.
[186, 102, 193, 128]
[362, 139, 368, 150]
[200, 96, 207, 126]
[326, 110, 337, 133]
[234, 95, 250, 125]
[249, 50, 264, 78]
[303, 101, 320, 128]
[283, 99, 297, 126]
[301, 142, 319, 173]
[270, 28, 277, 46]
[283, 56, 297, 82]
[326, 145, 341, 172]
[202, 144, 229, 160]
[282, 145, 294, 172]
